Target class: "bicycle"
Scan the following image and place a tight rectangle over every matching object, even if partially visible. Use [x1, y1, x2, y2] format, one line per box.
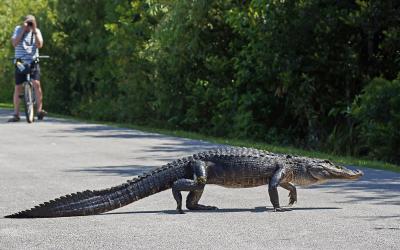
[13, 55, 49, 123]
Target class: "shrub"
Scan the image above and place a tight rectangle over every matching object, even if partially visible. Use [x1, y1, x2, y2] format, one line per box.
[351, 76, 400, 163]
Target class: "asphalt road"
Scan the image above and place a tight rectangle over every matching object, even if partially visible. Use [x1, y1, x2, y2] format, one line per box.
[0, 109, 399, 250]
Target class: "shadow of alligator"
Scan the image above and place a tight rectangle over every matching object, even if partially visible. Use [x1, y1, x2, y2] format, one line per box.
[101, 206, 342, 216]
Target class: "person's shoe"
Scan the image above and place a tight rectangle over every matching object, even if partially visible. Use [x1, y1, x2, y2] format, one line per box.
[37, 110, 48, 120]
[8, 114, 20, 122]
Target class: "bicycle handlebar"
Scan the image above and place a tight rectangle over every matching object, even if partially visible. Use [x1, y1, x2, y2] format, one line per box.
[11, 55, 50, 60]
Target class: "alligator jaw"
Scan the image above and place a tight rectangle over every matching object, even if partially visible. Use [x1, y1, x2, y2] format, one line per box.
[328, 167, 364, 180]
[346, 169, 364, 180]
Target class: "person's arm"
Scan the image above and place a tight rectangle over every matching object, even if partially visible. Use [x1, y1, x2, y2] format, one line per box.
[33, 29, 43, 48]
[32, 21, 43, 48]
[11, 24, 28, 48]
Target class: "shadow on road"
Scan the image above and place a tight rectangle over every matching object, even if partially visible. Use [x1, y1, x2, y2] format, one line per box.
[66, 165, 158, 177]
[58, 125, 190, 140]
[62, 125, 167, 139]
[58, 125, 218, 153]
[102, 206, 341, 216]
[309, 167, 400, 206]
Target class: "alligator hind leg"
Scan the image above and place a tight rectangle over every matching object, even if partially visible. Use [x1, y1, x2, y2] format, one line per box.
[172, 179, 199, 214]
[172, 160, 217, 214]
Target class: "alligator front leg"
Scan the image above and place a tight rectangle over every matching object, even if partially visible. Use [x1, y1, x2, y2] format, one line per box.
[268, 167, 291, 212]
[172, 160, 217, 214]
[280, 182, 297, 206]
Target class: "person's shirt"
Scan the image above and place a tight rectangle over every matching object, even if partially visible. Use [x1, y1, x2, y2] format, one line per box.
[12, 26, 42, 63]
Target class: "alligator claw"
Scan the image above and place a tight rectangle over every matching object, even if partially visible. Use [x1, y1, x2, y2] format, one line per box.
[187, 204, 218, 211]
[288, 198, 297, 206]
[288, 192, 297, 206]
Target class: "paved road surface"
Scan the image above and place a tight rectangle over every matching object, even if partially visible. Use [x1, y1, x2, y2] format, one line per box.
[0, 109, 399, 249]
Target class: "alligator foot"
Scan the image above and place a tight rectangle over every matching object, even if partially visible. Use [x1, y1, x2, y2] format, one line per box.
[272, 207, 292, 212]
[288, 192, 297, 206]
[187, 204, 218, 211]
[176, 208, 185, 214]
[280, 182, 297, 207]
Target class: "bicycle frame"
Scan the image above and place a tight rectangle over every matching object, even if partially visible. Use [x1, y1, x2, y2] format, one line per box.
[13, 55, 49, 123]
[23, 72, 36, 123]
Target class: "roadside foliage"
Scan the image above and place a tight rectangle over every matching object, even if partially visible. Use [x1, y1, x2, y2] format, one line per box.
[0, 0, 399, 164]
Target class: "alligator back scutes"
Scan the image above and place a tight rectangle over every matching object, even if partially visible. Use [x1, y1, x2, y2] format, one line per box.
[191, 147, 275, 161]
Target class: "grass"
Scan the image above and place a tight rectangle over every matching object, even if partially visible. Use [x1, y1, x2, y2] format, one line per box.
[0, 103, 13, 109]
[1, 102, 399, 173]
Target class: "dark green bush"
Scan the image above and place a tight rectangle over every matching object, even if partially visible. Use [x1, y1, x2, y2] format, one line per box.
[351, 76, 400, 163]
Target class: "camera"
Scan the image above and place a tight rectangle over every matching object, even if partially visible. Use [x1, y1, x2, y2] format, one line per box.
[27, 21, 33, 27]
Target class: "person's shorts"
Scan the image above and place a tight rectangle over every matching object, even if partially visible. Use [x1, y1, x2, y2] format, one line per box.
[15, 63, 40, 85]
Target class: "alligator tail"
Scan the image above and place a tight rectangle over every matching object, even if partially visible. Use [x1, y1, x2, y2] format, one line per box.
[5, 160, 189, 218]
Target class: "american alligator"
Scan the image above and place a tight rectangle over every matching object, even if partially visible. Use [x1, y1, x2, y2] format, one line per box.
[5, 147, 363, 218]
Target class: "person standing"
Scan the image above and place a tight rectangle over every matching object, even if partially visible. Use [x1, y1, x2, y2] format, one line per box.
[8, 14, 47, 122]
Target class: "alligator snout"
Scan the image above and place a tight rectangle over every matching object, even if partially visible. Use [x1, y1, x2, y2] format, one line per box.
[351, 169, 364, 179]
[355, 169, 364, 176]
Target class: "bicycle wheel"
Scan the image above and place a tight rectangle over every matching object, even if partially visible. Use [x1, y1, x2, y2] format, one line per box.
[24, 81, 35, 123]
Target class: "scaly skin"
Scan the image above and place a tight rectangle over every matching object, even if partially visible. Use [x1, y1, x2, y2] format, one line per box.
[5, 147, 363, 218]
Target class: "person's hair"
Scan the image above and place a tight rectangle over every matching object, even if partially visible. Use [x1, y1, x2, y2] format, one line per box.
[24, 14, 37, 26]
[24, 14, 36, 22]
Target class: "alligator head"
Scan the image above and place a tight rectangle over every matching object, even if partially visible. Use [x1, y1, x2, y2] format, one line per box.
[291, 158, 364, 186]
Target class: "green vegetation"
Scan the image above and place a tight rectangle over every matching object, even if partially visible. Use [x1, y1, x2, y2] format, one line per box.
[0, 103, 13, 109]
[352, 76, 400, 163]
[0, 1, 399, 167]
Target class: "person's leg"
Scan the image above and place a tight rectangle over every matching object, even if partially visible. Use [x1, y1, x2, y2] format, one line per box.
[13, 85, 23, 116]
[31, 64, 46, 119]
[32, 79, 43, 112]
[9, 72, 25, 122]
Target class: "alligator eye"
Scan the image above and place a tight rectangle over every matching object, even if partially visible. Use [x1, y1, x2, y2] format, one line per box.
[336, 166, 343, 169]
